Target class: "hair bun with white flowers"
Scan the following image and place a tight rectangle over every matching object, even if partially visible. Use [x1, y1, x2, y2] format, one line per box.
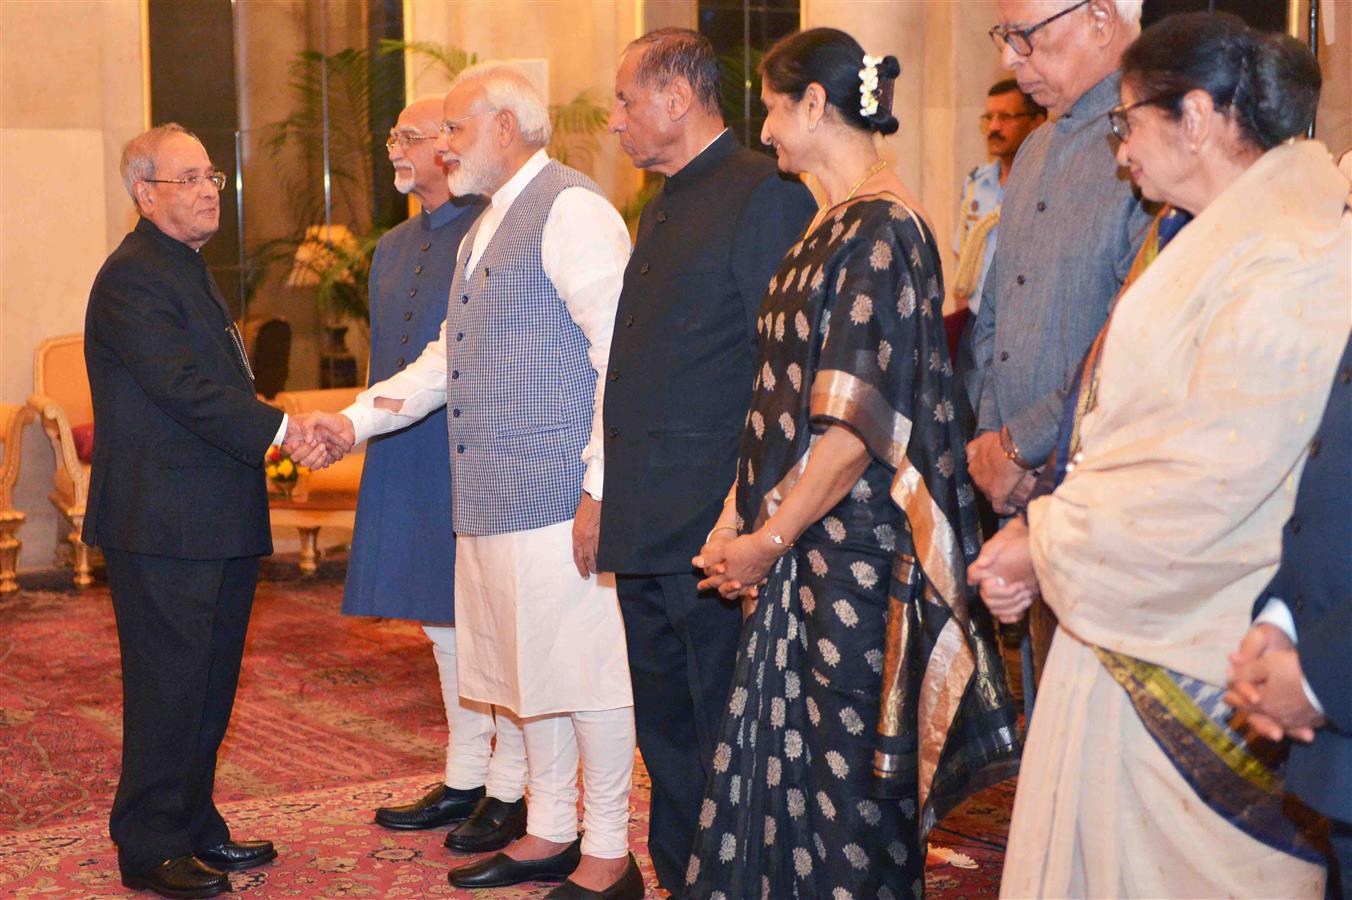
[858, 54, 900, 135]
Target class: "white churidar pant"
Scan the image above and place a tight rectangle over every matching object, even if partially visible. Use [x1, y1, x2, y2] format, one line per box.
[423, 624, 527, 801]
[454, 518, 636, 858]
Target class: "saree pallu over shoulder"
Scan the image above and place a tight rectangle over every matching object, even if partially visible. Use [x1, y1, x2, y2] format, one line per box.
[1095, 646, 1327, 864]
[805, 200, 1020, 828]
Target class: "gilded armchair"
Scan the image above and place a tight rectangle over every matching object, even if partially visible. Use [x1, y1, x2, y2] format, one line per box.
[0, 402, 36, 592]
[27, 333, 95, 587]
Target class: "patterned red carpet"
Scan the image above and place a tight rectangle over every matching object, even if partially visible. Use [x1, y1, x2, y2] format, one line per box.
[0, 557, 1011, 897]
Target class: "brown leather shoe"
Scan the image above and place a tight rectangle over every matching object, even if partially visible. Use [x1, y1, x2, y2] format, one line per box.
[443, 796, 527, 852]
[120, 855, 230, 898]
[544, 853, 645, 899]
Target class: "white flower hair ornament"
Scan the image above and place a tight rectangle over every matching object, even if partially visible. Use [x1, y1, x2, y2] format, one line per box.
[859, 55, 883, 117]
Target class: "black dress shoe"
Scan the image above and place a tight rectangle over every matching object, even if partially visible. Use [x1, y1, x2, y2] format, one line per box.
[195, 840, 277, 872]
[443, 796, 527, 852]
[448, 838, 582, 889]
[374, 783, 485, 830]
[120, 855, 230, 899]
[544, 853, 645, 900]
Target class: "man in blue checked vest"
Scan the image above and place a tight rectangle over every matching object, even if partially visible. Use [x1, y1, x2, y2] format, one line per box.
[315, 64, 641, 900]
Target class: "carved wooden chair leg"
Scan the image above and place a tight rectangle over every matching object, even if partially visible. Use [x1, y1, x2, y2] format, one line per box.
[0, 509, 25, 593]
[71, 533, 94, 588]
[297, 526, 322, 575]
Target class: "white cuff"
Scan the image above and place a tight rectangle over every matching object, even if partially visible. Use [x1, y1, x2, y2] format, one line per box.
[270, 414, 288, 452]
[582, 462, 603, 502]
[1254, 598, 1297, 643]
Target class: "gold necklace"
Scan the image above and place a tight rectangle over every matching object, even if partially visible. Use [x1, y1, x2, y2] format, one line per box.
[810, 159, 888, 233]
[843, 159, 887, 203]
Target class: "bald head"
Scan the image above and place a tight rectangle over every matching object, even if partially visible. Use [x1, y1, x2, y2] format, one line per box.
[388, 97, 451, 207]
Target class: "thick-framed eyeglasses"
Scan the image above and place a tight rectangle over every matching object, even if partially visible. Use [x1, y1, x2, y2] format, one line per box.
[143, 170, 226, 191]
[385, 132, 435, 151]
[989, 0, 1090, 57]
[980, 112, 1033, 126]
[1107, 93, 1182, 141]
[438, 109, 494, 139]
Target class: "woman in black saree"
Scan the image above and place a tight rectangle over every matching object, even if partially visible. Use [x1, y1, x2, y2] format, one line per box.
[689, 28, 1020, 899]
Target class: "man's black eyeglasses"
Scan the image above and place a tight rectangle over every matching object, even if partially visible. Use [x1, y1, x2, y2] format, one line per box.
[989, 0, 1091, 57]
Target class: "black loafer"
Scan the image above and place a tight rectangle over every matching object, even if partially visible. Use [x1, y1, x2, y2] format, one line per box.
[375, 783, 485, 830]
[448, 838, 581, 889]
[120, 855, 230, 898]
[443, 796, 527, 852]
[544, 853, 645, 899]
[195, 839, 277, 872]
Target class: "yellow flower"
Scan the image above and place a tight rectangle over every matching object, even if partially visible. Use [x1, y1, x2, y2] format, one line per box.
[266, 464, 278, 479]
[277, 458, 295, 478]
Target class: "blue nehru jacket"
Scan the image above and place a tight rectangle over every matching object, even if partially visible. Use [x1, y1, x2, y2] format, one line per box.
[342, 196, 484, 621]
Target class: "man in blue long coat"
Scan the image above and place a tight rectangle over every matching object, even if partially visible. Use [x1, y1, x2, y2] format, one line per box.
[343, 97, 527, 845]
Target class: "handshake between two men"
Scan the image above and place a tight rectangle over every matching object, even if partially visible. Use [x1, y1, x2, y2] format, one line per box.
[277, 409, 365, 471]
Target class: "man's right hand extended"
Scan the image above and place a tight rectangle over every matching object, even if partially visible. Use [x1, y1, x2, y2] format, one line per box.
[293, 411, 356, 466]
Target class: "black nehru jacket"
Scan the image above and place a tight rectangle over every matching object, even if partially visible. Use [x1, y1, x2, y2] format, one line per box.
[83, 218, 284, 560]
[1253, 336, 1352, 825]
[598, 130, 816, 573]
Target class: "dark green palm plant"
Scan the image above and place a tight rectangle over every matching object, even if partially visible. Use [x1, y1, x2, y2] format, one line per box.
[251, 39, 611, 329]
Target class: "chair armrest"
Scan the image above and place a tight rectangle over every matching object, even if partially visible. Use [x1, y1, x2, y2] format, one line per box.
[27, 392, 89, 504]
[0, 403, 36, 507]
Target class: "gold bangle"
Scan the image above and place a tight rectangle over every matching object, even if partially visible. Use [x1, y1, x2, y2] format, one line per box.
[705, 525, 737, 544]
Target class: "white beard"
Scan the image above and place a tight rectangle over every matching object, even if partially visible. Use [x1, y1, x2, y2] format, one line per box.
[393, 166, 415, 194]
[445, 132, 507, 197]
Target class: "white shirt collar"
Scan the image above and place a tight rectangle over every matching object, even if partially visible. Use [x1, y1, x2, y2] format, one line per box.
[490, 148, 552, 212]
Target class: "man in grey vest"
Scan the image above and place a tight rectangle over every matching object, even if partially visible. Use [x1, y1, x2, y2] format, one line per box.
[598, 28, 816, 894]
[315, 65, 641, 900]
[969, 0, 1152, 693]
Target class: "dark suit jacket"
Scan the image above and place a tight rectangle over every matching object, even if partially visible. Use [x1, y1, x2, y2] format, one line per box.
[82, 218, 284, 560]
[1253, 335, 1352, 822]
[598, 131, 816, 573]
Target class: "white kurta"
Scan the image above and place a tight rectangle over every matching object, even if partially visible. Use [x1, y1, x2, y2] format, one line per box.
[344, 150, 634, 717]
[1004, 141, 1350, 897]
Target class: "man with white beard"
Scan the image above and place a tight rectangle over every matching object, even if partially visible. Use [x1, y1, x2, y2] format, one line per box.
[311, 65, 641, 899]
[342, 97, 533, 850]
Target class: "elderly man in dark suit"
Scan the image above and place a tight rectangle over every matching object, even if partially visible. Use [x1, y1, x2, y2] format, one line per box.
[84, 123, 326, 899]
[595, 27, 816, 894]
[1228, 336, 1352, 899]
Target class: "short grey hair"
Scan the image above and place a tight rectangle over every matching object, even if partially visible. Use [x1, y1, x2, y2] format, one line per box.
[449, 63, 552, 147]
[626, 28, 723, 117]
[120, 123, 197, 205]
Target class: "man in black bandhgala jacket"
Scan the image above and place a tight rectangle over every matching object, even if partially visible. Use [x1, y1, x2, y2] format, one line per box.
[83, 123, 327, 900]
[595, 28, 816, 894]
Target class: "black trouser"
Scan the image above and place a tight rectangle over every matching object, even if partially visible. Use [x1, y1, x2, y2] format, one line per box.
[616, 572, 742, 894]
[1331, 819, 1352, 900]
[104, 549, 260, 875]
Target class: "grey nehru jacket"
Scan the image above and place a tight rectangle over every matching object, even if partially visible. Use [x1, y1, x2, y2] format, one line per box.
[972, 71, 1153, 463]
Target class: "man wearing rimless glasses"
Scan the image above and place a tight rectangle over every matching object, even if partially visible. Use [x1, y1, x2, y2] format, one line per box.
[968, 0, 1154, 702]
[84, 124, 333, 898]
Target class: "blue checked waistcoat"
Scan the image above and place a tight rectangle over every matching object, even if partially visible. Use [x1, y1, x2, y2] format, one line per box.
[444, 161, 602, 536]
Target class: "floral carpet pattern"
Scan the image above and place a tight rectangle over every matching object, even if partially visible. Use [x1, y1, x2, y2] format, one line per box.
[0, 557, 1011, 897]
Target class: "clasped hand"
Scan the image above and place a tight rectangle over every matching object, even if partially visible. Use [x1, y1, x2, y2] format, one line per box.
[1224, 623, 1324, 744]
[693, 531, 778, 608]
[966, 517, 1039, 623]
[280, 411, 357, 470]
